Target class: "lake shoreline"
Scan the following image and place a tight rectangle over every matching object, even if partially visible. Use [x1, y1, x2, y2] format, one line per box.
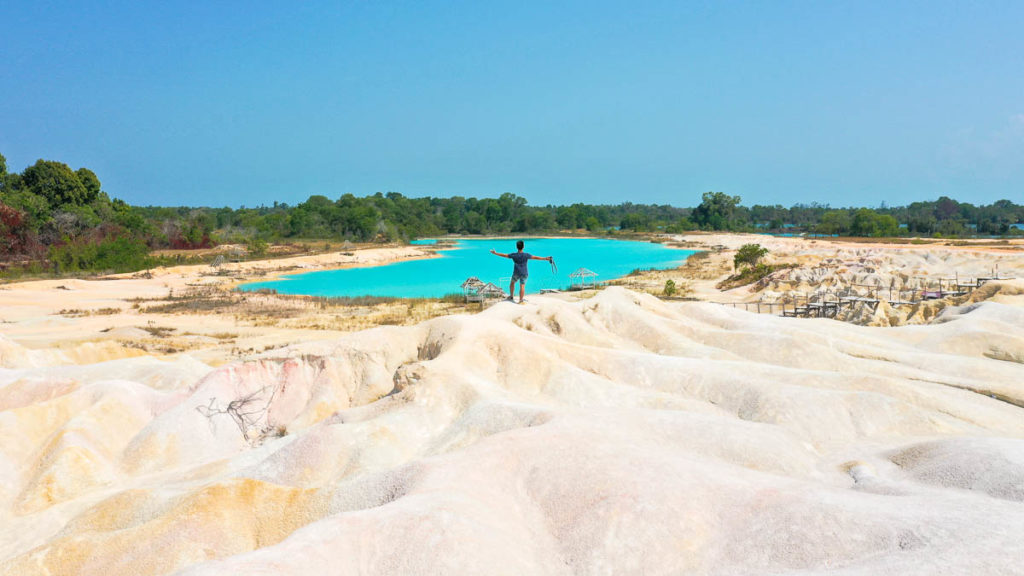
[237, 237, 697, 299]
[1, 232, 1020, 367]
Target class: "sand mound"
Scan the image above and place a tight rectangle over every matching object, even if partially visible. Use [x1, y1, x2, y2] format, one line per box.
[890, 438, 1024, 502]
[1, 288, 1023, 575]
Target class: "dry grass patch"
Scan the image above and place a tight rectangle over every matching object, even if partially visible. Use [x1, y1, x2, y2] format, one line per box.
[141, 324, 176, 338]
[134, 285, 478, 331]
[56, 307, 122, 317]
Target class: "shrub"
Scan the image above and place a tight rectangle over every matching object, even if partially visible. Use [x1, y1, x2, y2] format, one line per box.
[246, 236, 268, 258]
[48, 235, 154, 273]
[664, 279, 677, 297]
[734, 244, 768, 270]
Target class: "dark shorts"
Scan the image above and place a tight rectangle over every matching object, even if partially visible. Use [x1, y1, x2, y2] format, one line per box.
[512, 273, 528, 284]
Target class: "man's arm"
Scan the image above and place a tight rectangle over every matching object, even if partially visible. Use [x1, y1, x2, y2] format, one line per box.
[490, 249, 509, 258]
[529, 255, 553, 261]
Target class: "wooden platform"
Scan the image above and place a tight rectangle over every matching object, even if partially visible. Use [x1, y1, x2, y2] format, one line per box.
[715, 272, 1017, 321]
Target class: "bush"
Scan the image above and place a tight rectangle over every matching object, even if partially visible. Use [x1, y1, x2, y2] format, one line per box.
[663, 279, 676, 297]
[734, 244, 768, 270]
[48, 236, 154, 273]
[246, 236, 268, 258]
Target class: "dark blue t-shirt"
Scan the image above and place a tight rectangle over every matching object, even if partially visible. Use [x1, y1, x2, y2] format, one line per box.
[509, 252, 531, 277]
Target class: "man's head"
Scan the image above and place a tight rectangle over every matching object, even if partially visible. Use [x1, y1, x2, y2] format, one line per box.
[516, 240, 524, 251]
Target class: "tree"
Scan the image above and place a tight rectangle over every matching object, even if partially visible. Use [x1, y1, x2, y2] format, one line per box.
[21, 159, 88, 207]
[0, 202, 30, 254]
[0, 188, 50, 231]
[734, 243, 768, 269]
[850, 208, 899, 237]
[619, 212, 650, 230]
[937, 219, 965, 237]
[336, 194, 380, 240]
[935, 196, 959, 221]
[691, 191, 741, 230]
[850, 209, 879, 236]
[75, 168, 101, 203]
[464, 211, 485, 234]
[246, 236, 268, 257]
[873, 213, 900, 237]
[0, 153, 7, 184]
[556, 205, 580, 229]
[816, 210, 850, 235]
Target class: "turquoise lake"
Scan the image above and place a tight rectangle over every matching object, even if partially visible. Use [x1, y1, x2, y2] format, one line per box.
[239, 238, 696, 298]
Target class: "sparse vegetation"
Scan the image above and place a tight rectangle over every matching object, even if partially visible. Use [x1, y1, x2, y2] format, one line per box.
[129, 284, 478, 332]
[717, 263, 796, 290]
[56, 307, 121, 317]
[197, 384, 284, 446]
[141, 324, 176, 338]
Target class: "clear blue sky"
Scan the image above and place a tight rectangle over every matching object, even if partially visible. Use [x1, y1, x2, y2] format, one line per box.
[2, 1, 1022, 208]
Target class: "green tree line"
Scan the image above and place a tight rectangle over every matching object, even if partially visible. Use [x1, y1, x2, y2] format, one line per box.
[2, 153, 1022, 274]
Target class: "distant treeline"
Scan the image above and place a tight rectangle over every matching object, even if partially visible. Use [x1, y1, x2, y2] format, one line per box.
[1, 153, 1022, 274]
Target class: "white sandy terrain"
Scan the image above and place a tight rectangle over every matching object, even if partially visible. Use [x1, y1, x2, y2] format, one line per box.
[0, 246, 435, 366]
[2, 279, 1023, 575]
[624, 234, 1024, 326]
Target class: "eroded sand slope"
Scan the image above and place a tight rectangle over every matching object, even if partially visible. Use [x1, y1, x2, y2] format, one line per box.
[2, 286, 1024, 575]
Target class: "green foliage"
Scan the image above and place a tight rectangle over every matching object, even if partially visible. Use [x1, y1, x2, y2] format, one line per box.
[110, 199, 152, 236]
[734, 243, 768, 269]
[663, 279, 676, 297]
[691, 191, 742, 230]
[246, 236, 268, 257]
[816, 210, 850, 235]
[664, 218, 696, 233]
[21, 159, 90, 207]
[937, 218, 966, 237]
[619, 212, 650, 231]
[0, 188, 50, 231]
[851, 209, 899, 237]
[49, 236, 153, 273]
[75, 168, 101, 201]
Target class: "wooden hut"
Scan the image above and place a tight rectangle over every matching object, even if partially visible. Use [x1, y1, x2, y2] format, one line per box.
[478, 282, 507, 299]
[461, 277, 486, 302]
[461, 277, 507, 302]
[569, 267, 599, 289]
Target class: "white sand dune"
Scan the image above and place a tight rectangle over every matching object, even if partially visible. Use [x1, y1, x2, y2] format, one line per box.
[2, 285, 1024, 575]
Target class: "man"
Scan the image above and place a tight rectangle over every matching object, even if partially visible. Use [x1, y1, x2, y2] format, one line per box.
[490, 240, 553, 304]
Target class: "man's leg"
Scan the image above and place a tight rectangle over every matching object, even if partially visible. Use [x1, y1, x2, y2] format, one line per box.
[519, 280, 526, 303]
[508, 279, 515, 299]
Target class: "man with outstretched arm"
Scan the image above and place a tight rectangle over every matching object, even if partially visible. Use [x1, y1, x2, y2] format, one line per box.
[490, 240, 553, 304]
